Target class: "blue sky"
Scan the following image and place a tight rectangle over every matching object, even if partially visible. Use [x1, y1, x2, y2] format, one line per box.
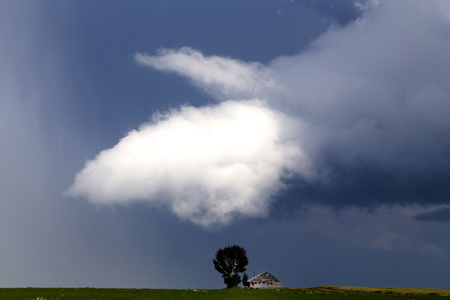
[2, 0, 450, 289]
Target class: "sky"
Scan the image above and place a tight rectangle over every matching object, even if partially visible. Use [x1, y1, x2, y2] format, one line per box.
[1, 0, 450, 289]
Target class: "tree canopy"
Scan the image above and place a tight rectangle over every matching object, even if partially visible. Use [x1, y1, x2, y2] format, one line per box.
[213, 245, 249, 288]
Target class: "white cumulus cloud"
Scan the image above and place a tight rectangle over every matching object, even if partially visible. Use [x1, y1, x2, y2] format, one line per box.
[66, 100, 312, 228]
[135, 47, 277, 100]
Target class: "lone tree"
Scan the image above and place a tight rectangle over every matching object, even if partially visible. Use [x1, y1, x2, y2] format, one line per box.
[213, 245, 249, 288]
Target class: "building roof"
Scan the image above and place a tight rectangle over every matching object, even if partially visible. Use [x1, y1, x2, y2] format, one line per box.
[248, 271, 282, 284]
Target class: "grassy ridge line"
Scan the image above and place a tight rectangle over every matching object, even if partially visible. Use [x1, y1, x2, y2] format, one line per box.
[317, 286, 450, 296]
[0, 287, 448, 299]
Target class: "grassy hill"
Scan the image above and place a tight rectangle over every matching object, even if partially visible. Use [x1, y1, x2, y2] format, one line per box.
[318, 286, 450, 296]
[0, 286, 448, 299]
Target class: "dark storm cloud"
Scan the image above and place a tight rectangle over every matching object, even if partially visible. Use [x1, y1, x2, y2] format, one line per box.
[268, 0, 450, 209]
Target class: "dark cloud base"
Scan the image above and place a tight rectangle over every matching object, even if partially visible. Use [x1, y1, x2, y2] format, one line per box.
[274, 160, 450, 218]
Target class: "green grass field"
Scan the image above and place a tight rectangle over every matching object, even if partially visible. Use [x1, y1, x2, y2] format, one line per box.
[0, 287, 448, 299]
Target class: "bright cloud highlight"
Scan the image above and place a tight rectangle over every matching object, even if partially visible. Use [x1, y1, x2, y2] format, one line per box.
[66, 100, 311, 228]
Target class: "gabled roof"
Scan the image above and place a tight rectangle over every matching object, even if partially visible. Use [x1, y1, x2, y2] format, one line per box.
[248, 271, 282, 283]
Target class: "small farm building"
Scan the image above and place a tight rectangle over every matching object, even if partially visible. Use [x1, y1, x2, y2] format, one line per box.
[248, 271, 283, 289]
